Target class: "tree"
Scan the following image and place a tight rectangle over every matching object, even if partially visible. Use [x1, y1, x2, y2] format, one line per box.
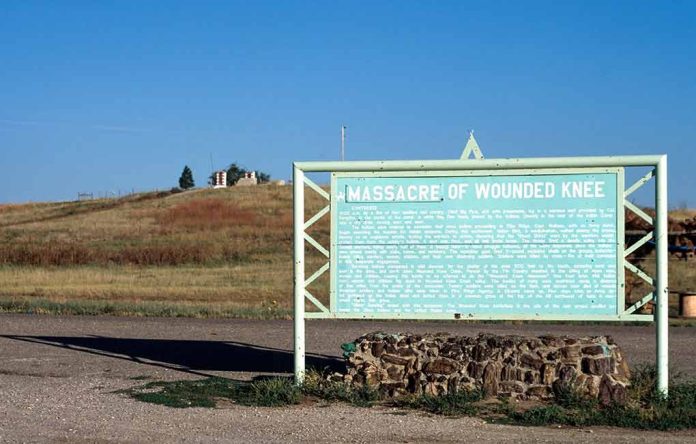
[256, 171, 271, 184]
[178, 165, 195, 189]
[225, 163, 245, 186]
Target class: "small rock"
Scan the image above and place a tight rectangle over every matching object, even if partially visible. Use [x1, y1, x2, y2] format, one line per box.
[526, 385, 551, 398]
[581, 345, 606, 356]
[500, 381, 526, 393]
[581, 357, 613, 375]
[482, 362, 500, 397]
[520, 353, 544, 370]
[559, 346, 581, 361]
[423, 357, 461, 375]
[371, 342, 385, 357]
[381, 354, 411, 366]
[541, 364, 556, 385]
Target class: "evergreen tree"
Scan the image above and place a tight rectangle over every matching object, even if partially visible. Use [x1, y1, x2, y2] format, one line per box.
[225, 163, 245, 186]
[178, 165, 195, 189]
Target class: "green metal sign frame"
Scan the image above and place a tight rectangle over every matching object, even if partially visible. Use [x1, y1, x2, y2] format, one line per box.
[292, 154, 668, 395]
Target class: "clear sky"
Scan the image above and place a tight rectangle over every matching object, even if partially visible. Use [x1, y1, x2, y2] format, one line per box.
[1, 1, 694, 205]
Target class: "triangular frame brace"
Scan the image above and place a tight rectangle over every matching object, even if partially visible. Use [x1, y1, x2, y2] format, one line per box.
[460, 131, 484, 160]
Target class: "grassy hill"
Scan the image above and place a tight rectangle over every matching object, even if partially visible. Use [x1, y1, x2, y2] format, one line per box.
[0, 186, 329, 318]
[0, 186, 694, 319]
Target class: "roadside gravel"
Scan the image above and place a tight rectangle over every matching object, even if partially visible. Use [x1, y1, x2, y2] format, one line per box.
[0, 314, 694, 443]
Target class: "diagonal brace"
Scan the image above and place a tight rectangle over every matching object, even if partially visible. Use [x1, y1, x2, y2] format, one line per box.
[303, 176, 330, 201]
[304, 289, 329, 313]
[304, 233, 329, 258]
[304, 205, 330, 230]
[625, 169, 655, 198]
[625, 200, 654, 226]
[624, 292, 655, 315]
[625, 231, 654, 257]
[304, 262, 329, 288]
[624, 260, 654, 285]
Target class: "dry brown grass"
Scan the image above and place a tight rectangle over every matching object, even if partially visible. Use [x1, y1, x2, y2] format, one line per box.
[0, 186, 326, 267]
[157, 198, 258, 231]
[669, 208, 696, 221]
[0, 265, 289, 304]
[0, 185, 330, 312]
[1, 187, 691, 318]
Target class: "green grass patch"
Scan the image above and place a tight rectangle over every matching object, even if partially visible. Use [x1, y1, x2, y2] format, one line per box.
[0, 298, 292, 319]
[389, 389, 484, 416]
[121, 377, 301, 408]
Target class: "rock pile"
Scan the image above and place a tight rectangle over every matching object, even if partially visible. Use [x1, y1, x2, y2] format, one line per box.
[344, 332, 630, 405]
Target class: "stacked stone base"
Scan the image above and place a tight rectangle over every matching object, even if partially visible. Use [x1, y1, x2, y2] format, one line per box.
[344, 332, 630, 405]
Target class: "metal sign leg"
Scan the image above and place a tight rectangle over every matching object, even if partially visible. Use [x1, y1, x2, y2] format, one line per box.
[655, 155, 669, 396]
[293, 166, 306, 384]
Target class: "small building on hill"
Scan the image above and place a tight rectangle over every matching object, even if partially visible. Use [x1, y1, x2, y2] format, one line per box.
[236, 171, 258, 186]
[212, 171, 227, 189]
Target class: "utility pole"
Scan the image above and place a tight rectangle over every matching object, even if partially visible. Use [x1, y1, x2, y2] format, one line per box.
[340, 125, 346, 161]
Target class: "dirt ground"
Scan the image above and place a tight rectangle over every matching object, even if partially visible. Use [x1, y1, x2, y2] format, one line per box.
[0, 314, 694, 443]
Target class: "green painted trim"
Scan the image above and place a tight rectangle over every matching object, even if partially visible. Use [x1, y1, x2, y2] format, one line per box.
[617, 168, 626, 314]
[332, 167, 624, 178]
[304, 312, 654, 322]
[329, 172, 337, 312]
[294, 155, 664, 173]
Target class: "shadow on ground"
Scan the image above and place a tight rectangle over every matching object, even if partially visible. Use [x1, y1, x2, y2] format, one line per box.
[1, 335, 344, 376]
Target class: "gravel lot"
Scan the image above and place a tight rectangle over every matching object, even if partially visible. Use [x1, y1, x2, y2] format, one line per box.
[0, 314, 694, 443]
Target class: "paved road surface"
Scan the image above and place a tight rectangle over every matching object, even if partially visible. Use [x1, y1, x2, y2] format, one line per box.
[0, 314, 694, 443]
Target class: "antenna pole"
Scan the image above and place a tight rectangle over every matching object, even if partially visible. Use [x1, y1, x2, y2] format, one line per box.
[341, 125, 346, 161]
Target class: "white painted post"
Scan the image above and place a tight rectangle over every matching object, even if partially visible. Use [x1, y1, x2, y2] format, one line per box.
[655, 155, 669, 396]
[293, 165, 306, 384]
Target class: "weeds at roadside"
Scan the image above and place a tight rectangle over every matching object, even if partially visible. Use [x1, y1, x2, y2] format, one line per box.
[121, 365, 696, 431]
[129, 375, 152, 381]
[301, 369, 380, 407]
[389, 389, 483, 416]
[507, 364, 696, 430]
[0, 298, 292, 319]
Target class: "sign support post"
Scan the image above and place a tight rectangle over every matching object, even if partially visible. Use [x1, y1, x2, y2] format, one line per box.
[655, 155, 669, 396]
[293, 165, 306, 384]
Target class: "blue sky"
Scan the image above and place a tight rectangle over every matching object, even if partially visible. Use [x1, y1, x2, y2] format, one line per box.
[1, 1, 694, 205]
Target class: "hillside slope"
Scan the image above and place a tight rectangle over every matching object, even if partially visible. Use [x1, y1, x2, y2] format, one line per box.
[0, 186, 329, 316]
[0, 188, 693, 318]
